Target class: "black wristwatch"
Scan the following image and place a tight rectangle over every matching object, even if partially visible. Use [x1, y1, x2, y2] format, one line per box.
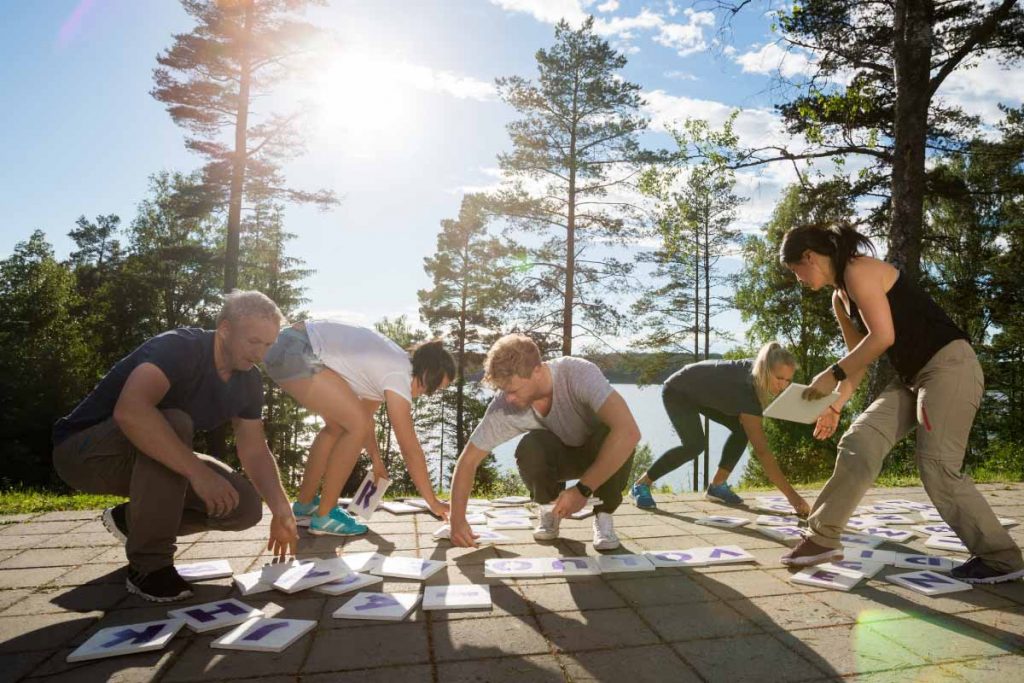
[830, 363, 847, 382]
[575, 481, 593, 497]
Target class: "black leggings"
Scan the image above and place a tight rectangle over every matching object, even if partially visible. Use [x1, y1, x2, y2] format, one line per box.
[646, 386, 749, 483]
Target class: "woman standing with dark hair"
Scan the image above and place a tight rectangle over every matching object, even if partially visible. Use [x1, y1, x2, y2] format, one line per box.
[778, 223, 1023, 583]
[631, 341, 810, 516]
[263, 320, 455, 536]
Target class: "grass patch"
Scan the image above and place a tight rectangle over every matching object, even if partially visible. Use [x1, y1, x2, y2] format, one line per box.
[0, 488, 126, 515]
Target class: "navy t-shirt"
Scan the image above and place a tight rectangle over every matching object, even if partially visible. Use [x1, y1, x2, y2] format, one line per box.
[53, 328, 264, 446]
[664, 359, 763, 417]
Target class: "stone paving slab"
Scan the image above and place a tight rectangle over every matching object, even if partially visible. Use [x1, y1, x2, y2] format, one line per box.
[0, 484, 1022, 681]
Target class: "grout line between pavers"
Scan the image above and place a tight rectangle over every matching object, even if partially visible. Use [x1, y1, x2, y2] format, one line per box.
[577, 564, 710, 682]
[506, 574, 574, 683]
[411, 511, 441, 683]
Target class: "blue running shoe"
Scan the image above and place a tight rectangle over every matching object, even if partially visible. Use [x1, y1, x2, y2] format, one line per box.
[631, 483, 657, 509]
[292, 495, 321, 518]
[706, 482, 743, 506]
[309, 506, 368, 537]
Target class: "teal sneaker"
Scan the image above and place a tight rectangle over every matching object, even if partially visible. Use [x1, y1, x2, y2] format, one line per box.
[631, 483, 657, 509]
[309, 507, 368, 537]
[706, 482, 744, 506]
[292, 495, 321, 519]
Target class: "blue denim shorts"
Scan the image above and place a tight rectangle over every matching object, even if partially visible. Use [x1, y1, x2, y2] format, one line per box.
[264, 326, 324, 383]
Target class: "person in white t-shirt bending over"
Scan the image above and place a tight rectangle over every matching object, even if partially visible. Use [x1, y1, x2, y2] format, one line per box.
[448, 334, 641, 550]
[264, 320, 455, 536]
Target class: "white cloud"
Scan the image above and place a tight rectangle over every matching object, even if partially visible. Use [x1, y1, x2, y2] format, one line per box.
[642, 89, 789, 149]
[663, 70, 698, 81]
[490, 1, 715, 59]
[939, 54, 1024, 126]
[594, 8, 663, 37]
[400, 64, 496, 100]
[488, 0, 590, 26]
[652, 9, 715, 57]
[734, 42, 815, 79]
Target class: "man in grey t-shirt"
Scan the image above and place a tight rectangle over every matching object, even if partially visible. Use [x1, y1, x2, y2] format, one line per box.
[448, 334, 641, 550]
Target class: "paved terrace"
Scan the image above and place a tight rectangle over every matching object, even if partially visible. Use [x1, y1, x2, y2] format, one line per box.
[1, 484, 1022, 682]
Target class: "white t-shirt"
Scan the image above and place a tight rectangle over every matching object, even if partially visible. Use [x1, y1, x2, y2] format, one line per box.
[304, 320, 412, 403]
[468, 356, 614, 453]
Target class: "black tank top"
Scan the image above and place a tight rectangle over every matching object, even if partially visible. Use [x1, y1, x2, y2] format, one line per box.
[848, 272, 969, 385]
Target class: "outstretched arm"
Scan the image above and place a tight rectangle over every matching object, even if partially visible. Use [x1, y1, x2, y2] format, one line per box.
[739, 414, 808, 516]
[385, 391, 448, 520]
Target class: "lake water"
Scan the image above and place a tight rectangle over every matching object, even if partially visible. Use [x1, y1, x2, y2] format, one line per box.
[491, 383, 750, 493]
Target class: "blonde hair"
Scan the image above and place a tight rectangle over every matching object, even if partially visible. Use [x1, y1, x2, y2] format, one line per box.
[752, 341, 796, 407]
[216, 290, 286, 327]
[483, 334, 542, 388]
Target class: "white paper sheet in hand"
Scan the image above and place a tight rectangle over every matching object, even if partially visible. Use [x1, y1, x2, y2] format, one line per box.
[763, 383, 841, 424]
[349, 473, 391, 520]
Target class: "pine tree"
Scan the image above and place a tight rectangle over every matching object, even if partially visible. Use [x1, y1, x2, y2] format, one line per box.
[152, 0, 336, 291]
[489, 17, 648, 355]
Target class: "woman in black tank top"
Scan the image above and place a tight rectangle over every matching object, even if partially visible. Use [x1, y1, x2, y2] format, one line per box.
[767, 223, 1024, 583]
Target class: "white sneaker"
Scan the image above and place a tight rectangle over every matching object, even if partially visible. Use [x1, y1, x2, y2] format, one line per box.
[592, 512, 620, 550]
[533, 507, 560, 541]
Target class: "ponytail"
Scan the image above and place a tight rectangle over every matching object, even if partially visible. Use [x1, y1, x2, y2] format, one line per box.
[752, 341, 797, 407]
[779, 222, 875, 290]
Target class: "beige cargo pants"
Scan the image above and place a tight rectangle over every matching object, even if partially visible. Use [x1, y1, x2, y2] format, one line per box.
[808, 340, 1023, 572]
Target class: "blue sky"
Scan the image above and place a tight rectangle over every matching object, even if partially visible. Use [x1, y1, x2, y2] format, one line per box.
[3, 0, 1021, 351]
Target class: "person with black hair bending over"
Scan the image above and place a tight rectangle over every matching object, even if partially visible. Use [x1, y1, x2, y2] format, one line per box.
[264, 320, 456, 536]
[778, 223, 1024, 583]
[631, 342, 810, 516]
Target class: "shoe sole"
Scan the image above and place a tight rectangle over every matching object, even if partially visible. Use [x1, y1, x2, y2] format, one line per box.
[594, 540, 621, 550]
[958, 567, 1024, 584]
[533, 531, 559, 541]
[308, 527, 367, 537]
[101, 507, 127, 544]
[125, 578, 192, 603]
[633, 498, 657, 510]
[705, 493, 743, 506]
[780, 548, 844, 567]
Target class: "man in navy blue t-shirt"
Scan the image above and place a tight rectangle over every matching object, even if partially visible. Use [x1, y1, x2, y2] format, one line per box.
[52, 291, 298, 602]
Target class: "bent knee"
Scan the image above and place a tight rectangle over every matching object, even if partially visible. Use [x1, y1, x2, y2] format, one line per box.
[222, 486, 264, 530]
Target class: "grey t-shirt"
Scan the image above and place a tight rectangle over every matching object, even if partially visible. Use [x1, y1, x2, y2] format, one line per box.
[469, 356, 615, 452]
[664, 359, 763, 417]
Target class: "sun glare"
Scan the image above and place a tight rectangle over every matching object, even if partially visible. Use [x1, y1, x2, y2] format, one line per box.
[307, 50, 423, 156]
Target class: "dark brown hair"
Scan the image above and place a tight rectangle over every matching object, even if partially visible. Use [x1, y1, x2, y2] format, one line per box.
[411, 340, 455, 394]
[779, 222, 876, 290]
